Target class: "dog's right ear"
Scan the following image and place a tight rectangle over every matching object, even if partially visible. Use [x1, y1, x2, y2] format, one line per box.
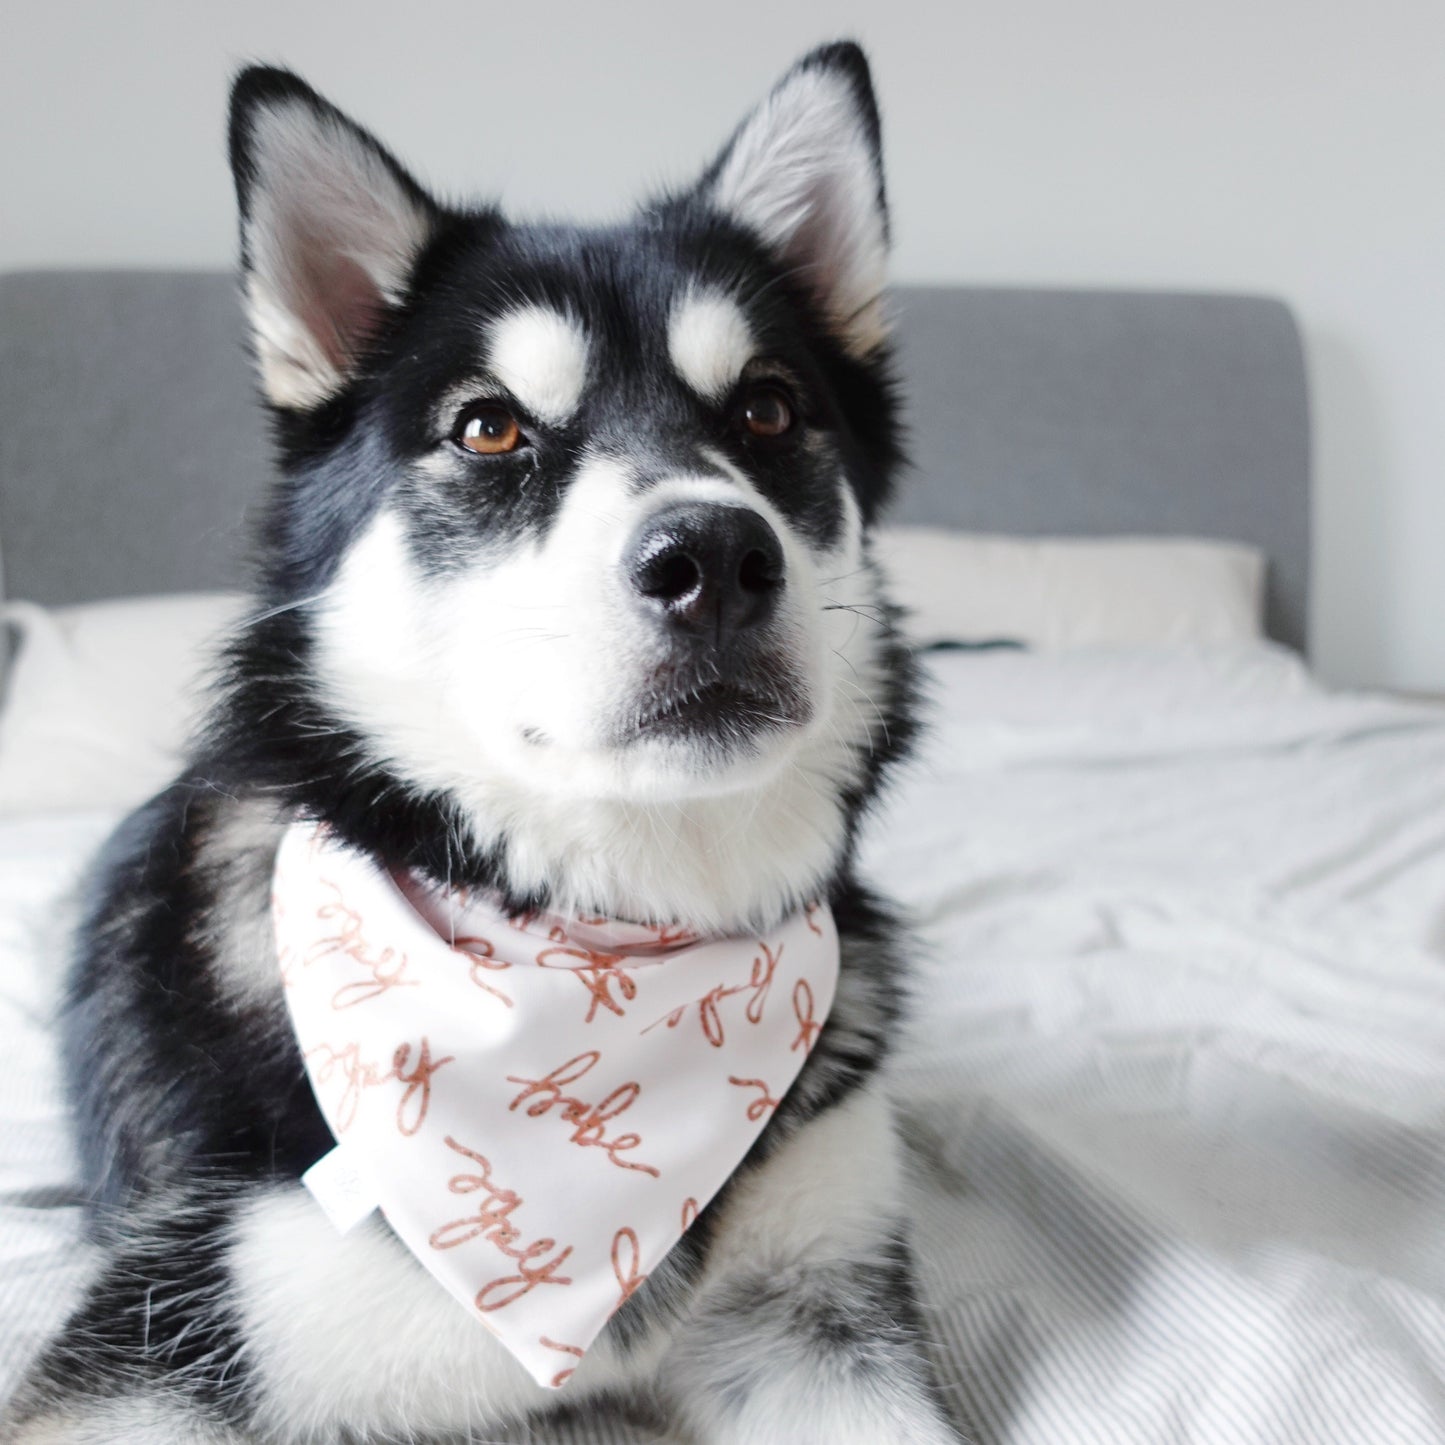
[229, 67, 440, 411]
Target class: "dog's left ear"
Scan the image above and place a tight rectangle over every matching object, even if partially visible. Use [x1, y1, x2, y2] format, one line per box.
[695, 42, 889, 358]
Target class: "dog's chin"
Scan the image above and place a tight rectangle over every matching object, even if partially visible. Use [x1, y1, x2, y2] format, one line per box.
[618, 712, 813, 802]
[493, 680, 814, 806]
[608, 672, 816, 797]
[632, 679, 805, 743]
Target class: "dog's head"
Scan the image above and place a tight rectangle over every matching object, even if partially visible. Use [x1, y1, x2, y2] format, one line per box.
[220, 43, 914, 928]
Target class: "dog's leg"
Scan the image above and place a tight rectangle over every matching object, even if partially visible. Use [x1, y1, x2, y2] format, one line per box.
[660, 1085, 967, 1445]
[666, 1245, 963, 1445]
[2, 1394, 250, 1445]
[2, 1192, 255, 1445]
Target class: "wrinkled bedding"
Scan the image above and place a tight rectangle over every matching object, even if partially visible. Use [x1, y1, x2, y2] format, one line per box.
[4, 644, 1445, 1442]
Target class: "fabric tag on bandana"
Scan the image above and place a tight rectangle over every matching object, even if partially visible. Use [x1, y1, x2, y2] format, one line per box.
[302, 1142, 380, 1236]
[273, 818, 838, 1389]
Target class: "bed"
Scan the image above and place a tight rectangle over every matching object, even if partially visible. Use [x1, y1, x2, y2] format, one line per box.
[4, 272, 1444, 1443]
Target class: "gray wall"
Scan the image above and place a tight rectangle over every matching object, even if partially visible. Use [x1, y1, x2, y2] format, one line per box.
[2, 0, 1442, 688]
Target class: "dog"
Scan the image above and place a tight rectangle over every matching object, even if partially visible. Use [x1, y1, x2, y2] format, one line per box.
[4, 41, 963, 1445]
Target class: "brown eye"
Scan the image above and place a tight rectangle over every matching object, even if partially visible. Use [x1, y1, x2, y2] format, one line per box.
[454, 403, 525, 455]
[739, 384, 795, 440]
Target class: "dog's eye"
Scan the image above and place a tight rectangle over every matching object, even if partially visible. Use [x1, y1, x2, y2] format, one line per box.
[738, 384, 795, 440]
[453, 403, 526, 455]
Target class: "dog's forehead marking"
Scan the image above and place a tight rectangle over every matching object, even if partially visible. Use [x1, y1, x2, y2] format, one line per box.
[485, 304, 590, 426]
[668, 288, 755, 403]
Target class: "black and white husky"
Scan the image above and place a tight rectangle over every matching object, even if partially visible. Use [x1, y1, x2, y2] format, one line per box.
[5, 42, 963, 1445]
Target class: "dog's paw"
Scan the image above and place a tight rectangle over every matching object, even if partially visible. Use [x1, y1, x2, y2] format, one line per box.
[674, 1391, 967, 1445]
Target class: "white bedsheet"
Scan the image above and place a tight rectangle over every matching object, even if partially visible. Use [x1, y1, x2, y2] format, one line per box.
[0, 812, 111, 1399]
[866, 645, 1445, 1443]
[3, 645, 1445, 1442]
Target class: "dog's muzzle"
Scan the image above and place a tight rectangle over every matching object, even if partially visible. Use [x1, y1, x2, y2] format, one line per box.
[615, 500, 809, 750]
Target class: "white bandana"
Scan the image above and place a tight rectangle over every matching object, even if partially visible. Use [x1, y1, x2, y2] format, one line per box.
[272, 819, 839, 1388]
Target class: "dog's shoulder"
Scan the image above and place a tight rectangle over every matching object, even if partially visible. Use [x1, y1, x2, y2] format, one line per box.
[64, 784, 325, 1213]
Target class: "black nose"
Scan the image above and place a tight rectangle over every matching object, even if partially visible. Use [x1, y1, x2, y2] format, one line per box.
[625, 502, 785, 648]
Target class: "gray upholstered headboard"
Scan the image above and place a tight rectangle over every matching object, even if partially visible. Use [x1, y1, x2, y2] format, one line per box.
[0, 270, 1311, 651]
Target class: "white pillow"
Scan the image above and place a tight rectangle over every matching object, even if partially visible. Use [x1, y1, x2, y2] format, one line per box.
[0, 593, 247, 816]
[872, 528, 1266, 649]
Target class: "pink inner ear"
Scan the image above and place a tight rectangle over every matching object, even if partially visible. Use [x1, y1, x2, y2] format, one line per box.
[293, 241, 386, 375]
[785, 178, 846, 308]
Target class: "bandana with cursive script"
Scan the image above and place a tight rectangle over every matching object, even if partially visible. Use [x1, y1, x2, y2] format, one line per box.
[272, 818, 839, 1389]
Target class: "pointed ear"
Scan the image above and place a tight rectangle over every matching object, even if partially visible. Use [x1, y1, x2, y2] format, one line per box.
[228, 67, 440, 410]
[697, 42, 889, 358]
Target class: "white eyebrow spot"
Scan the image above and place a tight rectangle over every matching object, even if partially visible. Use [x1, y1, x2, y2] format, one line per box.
[486, 305, 589, 425]
[668, 289, 755, 402]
